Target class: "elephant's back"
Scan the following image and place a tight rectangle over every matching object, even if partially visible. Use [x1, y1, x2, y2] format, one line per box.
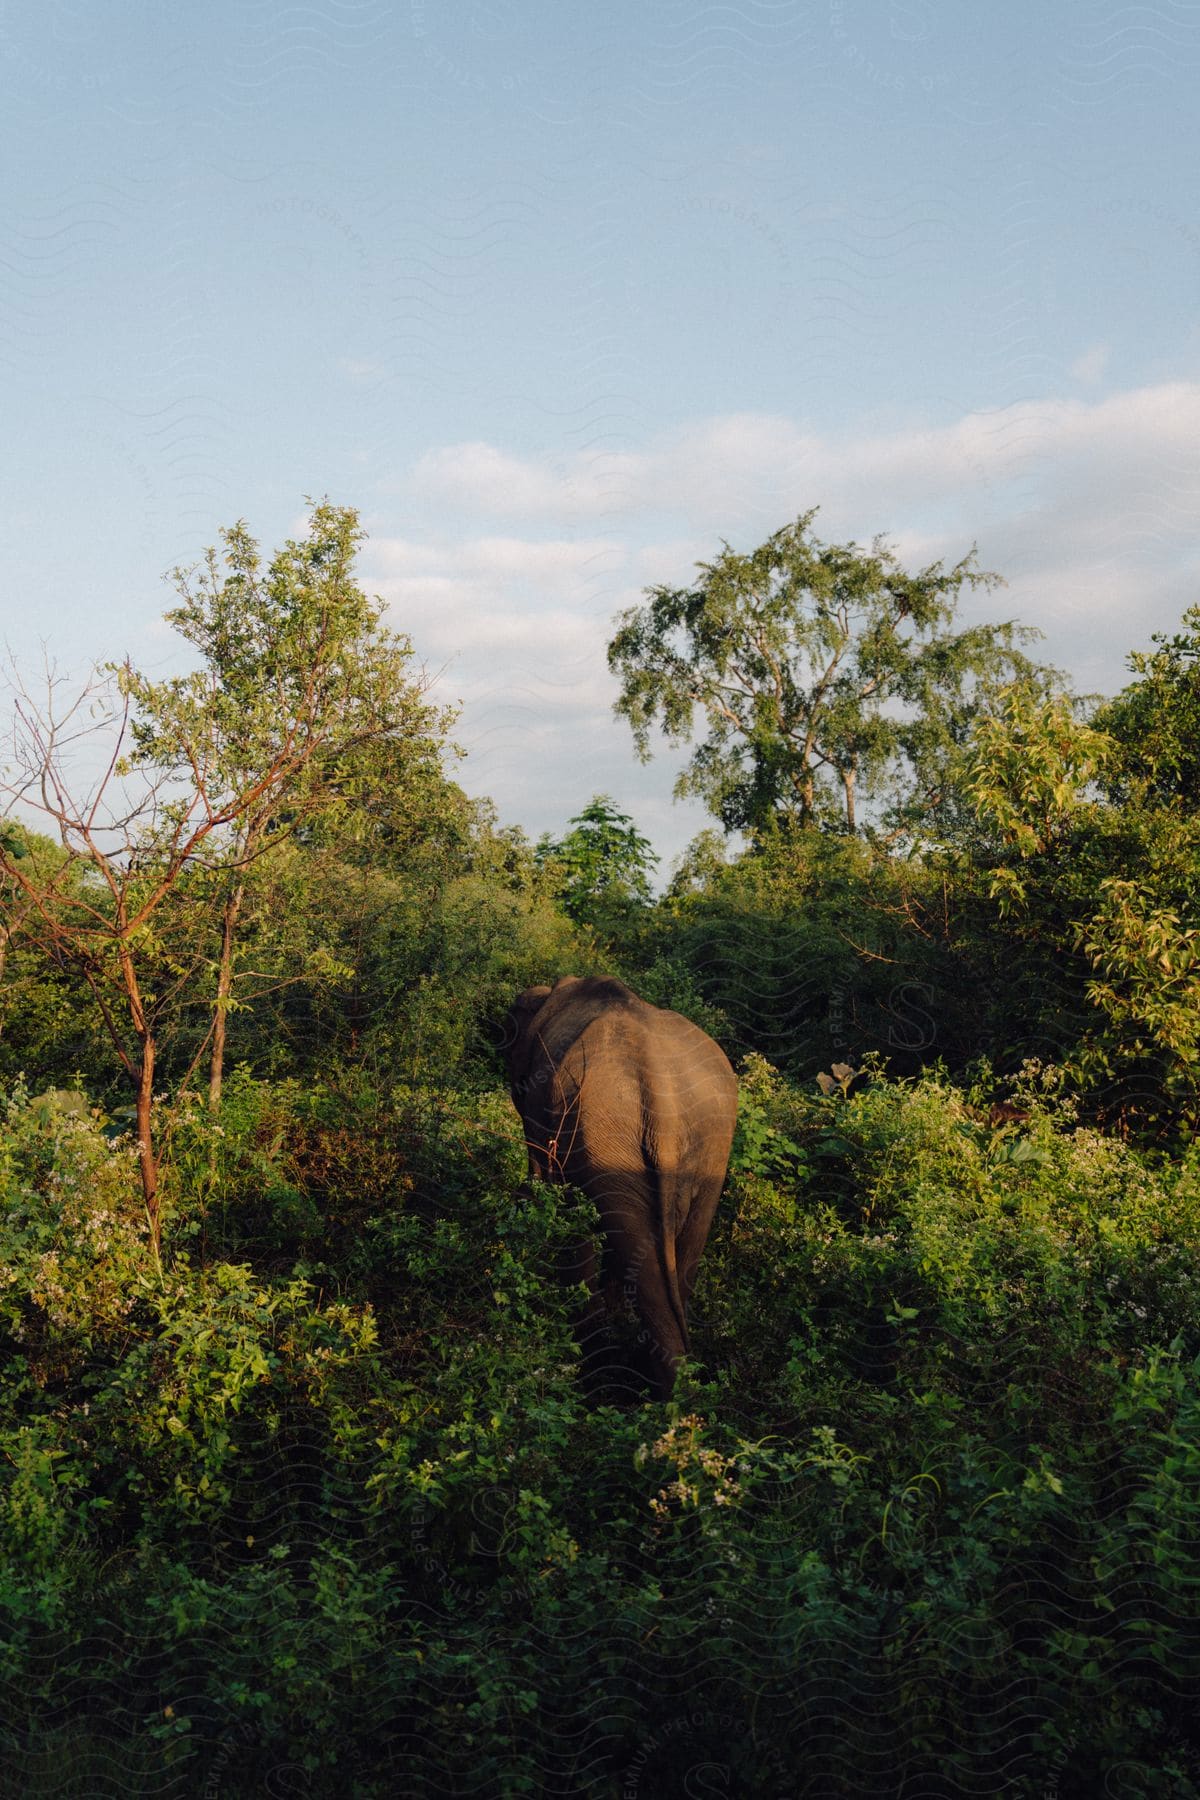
[525, 979, 737, 1140]
[580, 994, 734, 1088]
[651, 1008, 738, 1123]
[582, 1001, 737, 1144]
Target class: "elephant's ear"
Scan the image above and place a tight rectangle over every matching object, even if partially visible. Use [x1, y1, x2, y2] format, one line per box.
[501, 985, 552, 1081]
[485, 986, 543, 1045]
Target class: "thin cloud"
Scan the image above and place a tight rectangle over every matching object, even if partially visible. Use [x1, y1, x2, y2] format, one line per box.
[374, 382, 1200, 857]
[406, 384, 1200, 543]
[1070, 343, 1111, 385]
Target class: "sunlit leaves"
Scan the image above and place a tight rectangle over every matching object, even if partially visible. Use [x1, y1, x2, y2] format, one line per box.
[608, 510, 1039, 840]
[534, 794, 658, 924]
[965, 684, 1114, 880]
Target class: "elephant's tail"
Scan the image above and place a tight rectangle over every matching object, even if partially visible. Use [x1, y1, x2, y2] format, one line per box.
[652, 1163, 691, 1358]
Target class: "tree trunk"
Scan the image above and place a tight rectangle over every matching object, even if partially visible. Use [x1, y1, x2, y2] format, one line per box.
[209, 876, 245, 1111]
[135, 1034, 160, 1255]
[115, 935, 161, 1258]
[843, 764, 857, 833]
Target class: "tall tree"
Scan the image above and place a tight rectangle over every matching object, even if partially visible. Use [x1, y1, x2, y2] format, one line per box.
[1094, 603, 1200, 811]
[607, 511, 1044, 840]
[963, 673, 1200, 1135]
[0, 662, 307, 1251]
[0, 503, 457, 1247]
[535, 795, 659, 924]
[122, 501, 455, 1107]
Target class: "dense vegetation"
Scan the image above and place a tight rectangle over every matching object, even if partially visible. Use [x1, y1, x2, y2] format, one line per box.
[1, 505, 1198, 1795]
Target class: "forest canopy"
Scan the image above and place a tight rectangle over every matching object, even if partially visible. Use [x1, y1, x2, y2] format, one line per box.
[1, 502, 1198, 1795]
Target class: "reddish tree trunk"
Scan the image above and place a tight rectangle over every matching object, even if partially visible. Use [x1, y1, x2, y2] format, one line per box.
[209, 877, 245, 1112]
[135, 1035, 159, 1252]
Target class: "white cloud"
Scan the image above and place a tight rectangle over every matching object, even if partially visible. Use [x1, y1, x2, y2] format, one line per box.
[1070, 343, 1111, 385]
[373, 531, 618, 588]
[366, 532, 631, 751]
[338, 357, 384, 383]
[410, 442, 577, 518]
[405, 385, 1200, 548]
[374, 382, 1200, 860]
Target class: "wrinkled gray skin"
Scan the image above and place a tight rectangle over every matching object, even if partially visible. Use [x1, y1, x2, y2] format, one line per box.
[502, 975, 738, 1402]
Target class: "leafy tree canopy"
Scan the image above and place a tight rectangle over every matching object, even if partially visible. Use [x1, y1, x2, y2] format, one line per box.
[1095, 602, 1200, 810]
[116, 501, 461, 1108]
[122, 500, 455, 846]
[608, 510, 1048, 842]
[535, 795, 659, 922]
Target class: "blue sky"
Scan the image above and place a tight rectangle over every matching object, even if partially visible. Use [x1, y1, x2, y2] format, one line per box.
[3, 1, 1199, 868]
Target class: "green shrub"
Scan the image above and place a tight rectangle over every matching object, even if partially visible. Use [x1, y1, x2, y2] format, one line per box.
[2, 1060, 1199, 1795]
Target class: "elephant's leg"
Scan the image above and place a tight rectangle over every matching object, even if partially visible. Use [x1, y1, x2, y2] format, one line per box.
[572, 1173, 687, 1403]
[617, 1167, 726, 1400]
[603, 1212, 689, 1403]
[674, 1173, 726, 1311]
[638, 1318, 687, 1402]
[629, 1278, 687, 1402]
[556, 1234, 625, 1399]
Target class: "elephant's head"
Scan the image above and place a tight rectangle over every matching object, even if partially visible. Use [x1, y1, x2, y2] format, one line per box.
[500, 977, 587, 1096]
[499, 983, 553, 1091]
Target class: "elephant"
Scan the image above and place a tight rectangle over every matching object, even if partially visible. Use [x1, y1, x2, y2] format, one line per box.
[501, 975, 738, 1401]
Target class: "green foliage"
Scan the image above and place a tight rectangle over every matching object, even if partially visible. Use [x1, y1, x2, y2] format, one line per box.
[647, 827, 966, 1080]
[535, 794, 659, 930]
[959, 669, 1200, 1138]
[1081, 875, 1200, 1070]
[291, 805, 585, 1083]
[608, 510, 1044, 838]
[1, 1059, 1198, 1794]
[0, 845, 116, 1094]
[9, 505, 1200, 1791]
[965, 682, 1114, 890]
[729, 1053, 808, 1181]
[1097, 602, 1200, 809]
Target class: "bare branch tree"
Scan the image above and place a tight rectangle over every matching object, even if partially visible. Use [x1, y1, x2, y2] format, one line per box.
[0, 641, 398, 1258]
